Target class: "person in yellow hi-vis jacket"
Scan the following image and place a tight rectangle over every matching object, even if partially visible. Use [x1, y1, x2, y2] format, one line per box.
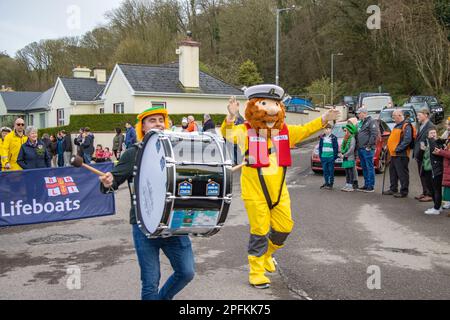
[221, 85, 340, 289]
[1, 118, 28, 171]
[0, 127, 12, 171]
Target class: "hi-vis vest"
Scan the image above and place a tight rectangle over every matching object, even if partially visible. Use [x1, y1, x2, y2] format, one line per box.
[387, 122, 416, 157]
[245, 122, 292, 168]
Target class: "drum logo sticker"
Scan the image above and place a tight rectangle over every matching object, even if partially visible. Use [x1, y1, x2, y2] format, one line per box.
[44, 177, 79, 197]
[206, 181, 220, 197]
[169, 210, 220, 229]
[178, 181, 193, 196]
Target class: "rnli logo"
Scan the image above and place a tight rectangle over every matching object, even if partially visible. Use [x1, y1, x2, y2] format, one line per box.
[44, 177, 80, 197]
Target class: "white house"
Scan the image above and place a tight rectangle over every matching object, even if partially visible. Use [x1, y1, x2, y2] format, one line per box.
[0, 88, 53, 129]
[101, 38, 245, 117]
[47, 67, 106, 127]
[2, 36, 246, 130]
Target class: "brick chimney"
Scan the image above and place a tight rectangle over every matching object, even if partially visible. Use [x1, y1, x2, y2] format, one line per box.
[177, 32, 200, 89]
[73, 66, 92, 79]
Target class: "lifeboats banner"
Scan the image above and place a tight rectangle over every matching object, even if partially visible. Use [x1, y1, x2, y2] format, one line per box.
[0, 163, 115, 227]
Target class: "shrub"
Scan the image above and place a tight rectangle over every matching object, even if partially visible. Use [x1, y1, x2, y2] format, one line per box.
[38, 113, 227, 136]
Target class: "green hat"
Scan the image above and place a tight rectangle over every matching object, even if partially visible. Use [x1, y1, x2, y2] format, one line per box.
[345, 123, 357, 135]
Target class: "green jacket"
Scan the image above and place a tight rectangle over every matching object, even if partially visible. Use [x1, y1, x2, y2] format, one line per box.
[100, 145, 138, 224]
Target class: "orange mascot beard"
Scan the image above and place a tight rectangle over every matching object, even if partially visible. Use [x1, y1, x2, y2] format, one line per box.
[245, 98, 286, 139]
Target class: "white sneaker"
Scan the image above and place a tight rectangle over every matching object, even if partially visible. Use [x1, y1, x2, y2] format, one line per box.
[425, 208, 441, 215]
[443, 203, 450, 210]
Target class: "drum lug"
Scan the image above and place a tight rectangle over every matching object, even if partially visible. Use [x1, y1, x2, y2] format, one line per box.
[224, 194, 233, 204]
[166, 193, 174, 203]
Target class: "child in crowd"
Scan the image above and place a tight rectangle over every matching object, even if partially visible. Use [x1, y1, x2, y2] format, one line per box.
[340, 123, 358, 192]
[422, 129, 445, 215]
[94, 144, 105, 163]
[103, 147, 113, 162]
[319, 124, 339, 190]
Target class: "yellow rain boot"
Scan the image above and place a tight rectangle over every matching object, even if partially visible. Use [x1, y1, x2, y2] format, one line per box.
[248, 255, 271, 289]
[264, 241, 283, 273]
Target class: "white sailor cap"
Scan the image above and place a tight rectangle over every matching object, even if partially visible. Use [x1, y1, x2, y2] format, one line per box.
[244, 84, 285, 101]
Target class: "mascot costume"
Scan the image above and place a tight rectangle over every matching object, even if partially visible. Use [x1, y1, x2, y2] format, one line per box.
[221, 84, 339, 288]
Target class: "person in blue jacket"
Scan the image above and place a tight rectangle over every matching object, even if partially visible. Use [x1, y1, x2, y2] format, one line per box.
[17, 126, 51, 170]
[125, 122, 137, 149]
[319, 123, 339, 189]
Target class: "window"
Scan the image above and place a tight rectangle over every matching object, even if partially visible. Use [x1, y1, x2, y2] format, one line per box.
[57, 108, 65, 126]
[29, 114, 34, 126]
[152, 102, 167, 109]
[99, 108, 105, 114]
[39, 113, 45, 128]
[113, 103, 124, 114]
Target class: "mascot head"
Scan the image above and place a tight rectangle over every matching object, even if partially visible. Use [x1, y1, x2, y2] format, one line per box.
[244, 84, 286, 138]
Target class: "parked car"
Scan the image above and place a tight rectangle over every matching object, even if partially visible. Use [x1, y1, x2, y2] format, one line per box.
[311, 120, 391, 174]
[356, 93, 393, 115]
[284, 96, 315, 113]
[407, 96, 444, 124]
[343, 96, 358, 113]
[379, 106, 417, 131]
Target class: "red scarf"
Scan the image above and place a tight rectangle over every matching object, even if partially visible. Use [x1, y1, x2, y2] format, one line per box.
[245, 122, 292, 168]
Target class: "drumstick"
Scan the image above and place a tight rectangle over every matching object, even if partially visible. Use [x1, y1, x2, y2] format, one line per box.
[231, 161, 247, 172]
[70, 155, 106, 177]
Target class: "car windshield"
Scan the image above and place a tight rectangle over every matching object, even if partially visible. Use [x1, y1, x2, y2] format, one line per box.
[380, 111, 395, 123]
[409, 96, 427, 103]
[362, 96, 392, 112]
[406, 102, 428, 113]
[331, 124, 346, 138]
[380, 110, 416, 124]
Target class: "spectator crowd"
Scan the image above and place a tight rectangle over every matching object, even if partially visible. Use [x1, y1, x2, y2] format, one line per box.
[318, 107, 450, 217]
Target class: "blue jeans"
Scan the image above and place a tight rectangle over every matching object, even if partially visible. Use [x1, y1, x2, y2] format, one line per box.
[358, 148, 375, 189]
[83, 153, 92, 164]
[132, 225, 195, 300]
[321, 157, 335, 185]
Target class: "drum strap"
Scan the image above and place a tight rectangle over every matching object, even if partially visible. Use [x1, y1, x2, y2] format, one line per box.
[257, 167, 287, 210]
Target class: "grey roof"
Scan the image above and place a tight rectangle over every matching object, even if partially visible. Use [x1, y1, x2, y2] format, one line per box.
[26, 87, 54, 111]
[60, 77, 105, 101]
[118, 63, 243, 96]
[0, 92, 42, 112]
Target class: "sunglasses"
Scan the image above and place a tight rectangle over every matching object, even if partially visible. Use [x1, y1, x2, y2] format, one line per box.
[16, 123, 25, 126]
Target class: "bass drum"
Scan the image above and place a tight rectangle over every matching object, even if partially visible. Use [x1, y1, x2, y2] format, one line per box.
[134, 130, 233, 239]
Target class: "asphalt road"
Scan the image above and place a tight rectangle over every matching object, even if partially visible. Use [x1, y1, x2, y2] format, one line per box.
[0, 142, 449, 300]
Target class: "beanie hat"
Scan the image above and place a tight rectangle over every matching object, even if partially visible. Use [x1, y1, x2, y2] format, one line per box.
[345, 123, 357, 135]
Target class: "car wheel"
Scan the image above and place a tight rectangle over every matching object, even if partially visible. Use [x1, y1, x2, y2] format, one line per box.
[376, 149, 387, 174]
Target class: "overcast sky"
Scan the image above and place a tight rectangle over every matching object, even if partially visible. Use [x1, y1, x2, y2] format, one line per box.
[0, 0, 124, 57]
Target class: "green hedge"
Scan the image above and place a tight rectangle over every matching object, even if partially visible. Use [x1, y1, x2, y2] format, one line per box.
[38, 113, 227, 136]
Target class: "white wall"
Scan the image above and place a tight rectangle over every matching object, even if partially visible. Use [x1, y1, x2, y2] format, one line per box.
[103, 68, 134, 114]
[49, 82, 71, 127]
[28, 111, 47, 129]
[133, 95, 246, 116]
[71, 104, 98, 115]
[0, 96, 7, 117]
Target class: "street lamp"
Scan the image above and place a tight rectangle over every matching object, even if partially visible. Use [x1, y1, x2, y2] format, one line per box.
[331, 52, 344, 106]
[276, 5, 297, 86]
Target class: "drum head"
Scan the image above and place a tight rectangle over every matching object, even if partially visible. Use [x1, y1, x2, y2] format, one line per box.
[135, 131, 167, 235]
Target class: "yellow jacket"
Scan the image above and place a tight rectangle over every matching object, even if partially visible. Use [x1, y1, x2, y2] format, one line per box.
[1, 131, 28, 171]
[221, 117, 324, 201]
